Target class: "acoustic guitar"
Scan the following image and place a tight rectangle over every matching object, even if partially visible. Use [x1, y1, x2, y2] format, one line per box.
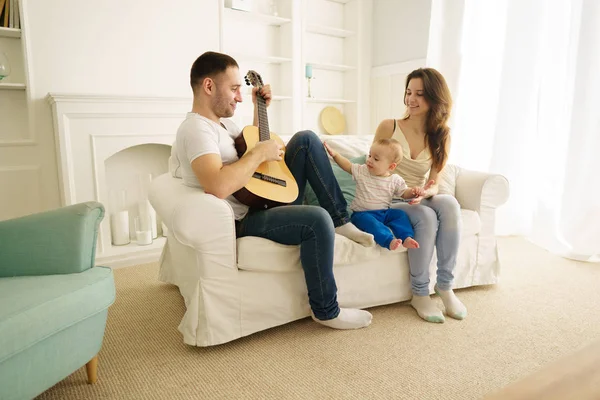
[233, 70, 299, 209]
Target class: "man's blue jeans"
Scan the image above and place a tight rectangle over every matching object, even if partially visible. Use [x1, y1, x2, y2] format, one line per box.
[236, 131, 350, 320]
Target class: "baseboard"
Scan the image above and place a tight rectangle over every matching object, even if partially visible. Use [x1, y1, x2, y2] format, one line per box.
[96, 249, 162, 269]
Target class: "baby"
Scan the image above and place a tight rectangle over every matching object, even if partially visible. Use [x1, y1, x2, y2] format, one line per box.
[324, 138, 431, 250]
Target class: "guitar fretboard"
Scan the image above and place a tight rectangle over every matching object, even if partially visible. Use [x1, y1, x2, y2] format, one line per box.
[257, 95, 270, 142]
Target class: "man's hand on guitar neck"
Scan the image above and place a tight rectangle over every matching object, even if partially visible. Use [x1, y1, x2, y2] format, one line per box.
[252, 84, 272, 128]
[250, 139, 283, 162]
[252, 84, 272, 107]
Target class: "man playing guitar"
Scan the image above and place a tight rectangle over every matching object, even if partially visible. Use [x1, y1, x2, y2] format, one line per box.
[174, 51, 374, 330]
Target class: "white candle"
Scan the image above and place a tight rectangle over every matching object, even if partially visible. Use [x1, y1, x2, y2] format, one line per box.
[136, 230, 152, 246]
[110, 210, 130, 245]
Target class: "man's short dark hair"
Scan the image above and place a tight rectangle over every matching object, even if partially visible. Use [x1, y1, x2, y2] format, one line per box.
[190, 51, 239, 94]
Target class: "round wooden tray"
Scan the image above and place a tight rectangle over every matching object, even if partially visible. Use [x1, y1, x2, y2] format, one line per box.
[320, 106, 345, 135]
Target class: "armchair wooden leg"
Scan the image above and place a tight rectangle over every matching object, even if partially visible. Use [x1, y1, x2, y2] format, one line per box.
[86, 355, 98, 384]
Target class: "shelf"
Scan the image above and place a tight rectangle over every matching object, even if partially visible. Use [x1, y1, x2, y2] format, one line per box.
[233, 54, 293, 64]
[306, 24, 355, 38]
[306, 62, 356, 72]
[0, 83, 26, 90]
[305, 98, 356, 104]
[0, 27, 21, 38]
[224, 8, 291, 26]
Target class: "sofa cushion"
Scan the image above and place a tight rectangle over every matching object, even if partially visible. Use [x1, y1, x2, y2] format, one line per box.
[237, 233, 388, 273]
[236, 209, 480, 273]
[0, 266, 115, 363]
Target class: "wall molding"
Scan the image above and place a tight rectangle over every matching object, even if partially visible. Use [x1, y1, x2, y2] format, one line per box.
[47, 93, 188, 266]
[46, 93, 191, 105]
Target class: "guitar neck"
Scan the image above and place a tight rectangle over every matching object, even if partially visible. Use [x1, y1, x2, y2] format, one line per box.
[257, 95, 270, 141]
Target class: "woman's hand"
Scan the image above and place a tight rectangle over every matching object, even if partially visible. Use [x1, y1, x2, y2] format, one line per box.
[252, 84, 272, 108]
[408, 180, 436, 205]
[406, 186, 425, 198]
[323, 141, 338, 158]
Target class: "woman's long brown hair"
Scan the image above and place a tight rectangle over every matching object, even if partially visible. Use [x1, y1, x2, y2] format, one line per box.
[403, 68, 452, 171]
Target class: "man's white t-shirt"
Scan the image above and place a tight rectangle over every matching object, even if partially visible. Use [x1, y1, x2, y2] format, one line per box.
[350, 164, 408, 212]
[175, 112, 250, 220]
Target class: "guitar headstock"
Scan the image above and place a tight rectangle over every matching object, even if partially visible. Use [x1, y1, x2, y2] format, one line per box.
[244, 70, 264, 89]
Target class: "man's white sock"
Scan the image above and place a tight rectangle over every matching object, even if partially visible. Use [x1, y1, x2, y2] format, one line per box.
[435, 285, 467, 320]
[312, 308, 373, 330]
[335, 222, 375, 247]
[411, 295, 445, 323]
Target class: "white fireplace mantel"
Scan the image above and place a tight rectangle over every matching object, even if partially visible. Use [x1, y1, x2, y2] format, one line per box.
[47, 93, 192, 267]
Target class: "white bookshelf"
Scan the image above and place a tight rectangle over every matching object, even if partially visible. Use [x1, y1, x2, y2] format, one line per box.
[305, 61, 356, 72]
[0, 82, 25, 90]
[232, 54, 293, 64]
[306, 24, 355, 38]
[0, 1, 29, 153]
[0, 4, 27, 87]
[219, 0, 297, 135]
[0, 27, 21, 38]
[302, 0, 367, 135]
[306, 97, 356, 104]
[223, 7, 291, 26]
[218, 0, 370, 136]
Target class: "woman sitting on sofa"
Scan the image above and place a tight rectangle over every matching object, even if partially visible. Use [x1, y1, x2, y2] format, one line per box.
[374, 68, 466, 324]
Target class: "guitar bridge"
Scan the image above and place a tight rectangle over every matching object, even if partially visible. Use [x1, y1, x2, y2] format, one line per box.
[252, 172, 287, 187]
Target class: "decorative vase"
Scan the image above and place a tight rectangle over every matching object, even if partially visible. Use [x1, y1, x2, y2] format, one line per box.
[138, 199, 157, 239]
[0, 52, 11, 81]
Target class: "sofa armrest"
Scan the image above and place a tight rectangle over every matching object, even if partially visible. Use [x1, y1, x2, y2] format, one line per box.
[455, 169, 509, 239]
[171, 194, 237, 269]
[148, 174, 238, 274]
[455, 169, 510, 213]
[0, 202, 104, 278]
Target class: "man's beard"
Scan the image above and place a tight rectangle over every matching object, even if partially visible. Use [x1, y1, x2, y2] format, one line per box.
[213, 94, 234, 118]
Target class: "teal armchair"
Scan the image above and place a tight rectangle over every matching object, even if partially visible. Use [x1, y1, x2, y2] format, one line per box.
[0, 202, 116, 400]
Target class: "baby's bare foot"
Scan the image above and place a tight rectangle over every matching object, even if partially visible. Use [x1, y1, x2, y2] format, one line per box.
[403, 237, 419, 249]
[389, 238, 402, 250]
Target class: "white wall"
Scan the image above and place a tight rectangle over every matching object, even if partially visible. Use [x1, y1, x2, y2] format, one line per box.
[370, 0, 431, 132]
[2, 0, 415, 219]
[20, 0, 219, 212]
[371, 0, 431, 67]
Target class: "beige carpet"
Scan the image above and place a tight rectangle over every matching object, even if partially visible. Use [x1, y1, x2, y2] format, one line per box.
[37, 237, 600, 400]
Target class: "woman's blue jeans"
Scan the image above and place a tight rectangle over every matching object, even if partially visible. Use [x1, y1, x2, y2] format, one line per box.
[391, 195, 462, 296]
[236, 131, 350, 320]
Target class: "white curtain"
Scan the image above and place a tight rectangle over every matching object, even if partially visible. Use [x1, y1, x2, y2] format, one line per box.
[427, 0, 600, 261]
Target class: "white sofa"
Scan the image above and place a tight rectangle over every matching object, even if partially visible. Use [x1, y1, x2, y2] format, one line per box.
[149, 135, 509, 347]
